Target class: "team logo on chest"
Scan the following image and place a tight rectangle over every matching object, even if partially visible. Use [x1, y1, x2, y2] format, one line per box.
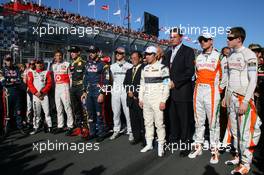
[60, 65, 67, 71]
[55, 75, 62, 81]
[6, 70, 17, 77]
[88, 64, 98, 72]
[228, 54, 244, 70]
[40, 74, 46, 82]
[34, 72, 46, 82]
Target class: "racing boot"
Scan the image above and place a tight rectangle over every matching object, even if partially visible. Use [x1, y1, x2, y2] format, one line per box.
[231, 163, 250, 175]
[140, 139, 153, 153]
[158, 143, 164, 157]
[188, 143, 202, 159]
[225, 153, 239, 165]
[210, 148, 219, 164]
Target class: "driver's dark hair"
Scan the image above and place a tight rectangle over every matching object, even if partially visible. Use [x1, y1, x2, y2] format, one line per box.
[229, 27, 246, 43]
[130, 51, 143, 59]
[54, 49, 63, 56]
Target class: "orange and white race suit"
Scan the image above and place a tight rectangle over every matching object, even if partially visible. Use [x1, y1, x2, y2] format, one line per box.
[225, 46, 262, 168]
[193, 49, 227, 149]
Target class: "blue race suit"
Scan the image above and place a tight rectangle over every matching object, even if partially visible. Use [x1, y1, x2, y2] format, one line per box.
[83, 59, 110, 137]
[0, 66, 23, 129]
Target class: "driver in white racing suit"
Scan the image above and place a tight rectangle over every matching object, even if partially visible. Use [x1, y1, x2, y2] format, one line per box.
[188, 33, 227, 164]
[223, 27, 262, 175]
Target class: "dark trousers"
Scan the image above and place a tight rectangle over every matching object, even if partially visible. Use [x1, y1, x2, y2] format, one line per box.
[6, 87, 22, 129]
[169, 100, 194, 142]
[220, 91, 228, 141]
[86, 87, 105, 137]
[255, 95, 264, 159]
[70, 86, 83, 127]
[128, 98, 145, 142]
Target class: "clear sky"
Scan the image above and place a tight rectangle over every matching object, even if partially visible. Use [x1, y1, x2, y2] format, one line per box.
[3, 0, 264, 50]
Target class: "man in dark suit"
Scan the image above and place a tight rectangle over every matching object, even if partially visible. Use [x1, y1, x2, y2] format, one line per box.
[162, 27, 195, 145]
[123, 51, 145, 145]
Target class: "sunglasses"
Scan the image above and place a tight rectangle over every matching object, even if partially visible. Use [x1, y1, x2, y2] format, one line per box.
[115, 51, 125, 55]
[227, 37, 238, 41]
[89, 51, 97, 54]
[36, 61, 43, 64]
[145, 53, 154, 56]
[199, 38, 211, 43]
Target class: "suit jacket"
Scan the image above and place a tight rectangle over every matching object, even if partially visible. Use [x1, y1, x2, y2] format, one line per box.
[123, 64, 145, 107]
[162, 44, 195, 102]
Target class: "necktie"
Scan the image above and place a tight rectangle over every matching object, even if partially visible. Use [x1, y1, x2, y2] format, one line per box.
[132, 66, 137, 81]
[170, 47, 178, 66]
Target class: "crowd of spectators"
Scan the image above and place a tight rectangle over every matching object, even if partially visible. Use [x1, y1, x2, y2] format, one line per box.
[2, 1, 170, 45]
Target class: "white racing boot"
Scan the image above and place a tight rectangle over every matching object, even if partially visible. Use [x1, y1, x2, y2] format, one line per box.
[210, 148, 219, 164]
[188, 144, 203, 159]
[140, 139, 153, 153]
[158, 143, 164, 157]
[225, 154, 239, 165]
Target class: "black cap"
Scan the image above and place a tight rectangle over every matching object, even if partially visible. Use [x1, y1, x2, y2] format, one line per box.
[87, 45, 99, 53]
[68, 46, 81, 52]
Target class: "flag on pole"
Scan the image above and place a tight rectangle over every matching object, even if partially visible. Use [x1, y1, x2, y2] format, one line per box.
[135, 17, 141, 23]
[88, 0, 95, 6]
[113, 9, 121, 15]
[101, 5, 109, 10]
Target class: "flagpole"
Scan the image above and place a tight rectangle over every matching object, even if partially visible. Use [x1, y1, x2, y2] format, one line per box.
[93, 6, 95, 19]
[77, 0, 80, 14]
[59, 0, 61, 9]
[38, 0, 41, 6]
[117, 0, 121, 26]
[119, 13, 122, 26]
[127, 0, 130, 54]
[107, 7, 109, 23]
[140, 14, 143, 31]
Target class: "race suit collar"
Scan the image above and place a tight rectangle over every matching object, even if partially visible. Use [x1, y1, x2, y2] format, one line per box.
[202, 47, 215, 55]
[36, 69, 44, 73]
[56, 60, 64, 64]
[149, 60, 158, 66]
[116, 60, 125, 65]
[90, 57, 100, 63]
[73, 57, 81, 64]
[234, 46, 245, 53]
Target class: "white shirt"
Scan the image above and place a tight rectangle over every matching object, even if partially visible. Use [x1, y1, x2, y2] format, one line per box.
[170, 43, 183, 64]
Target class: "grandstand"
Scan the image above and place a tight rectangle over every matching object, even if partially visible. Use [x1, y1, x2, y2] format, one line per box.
[0, 1, 169, 64]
